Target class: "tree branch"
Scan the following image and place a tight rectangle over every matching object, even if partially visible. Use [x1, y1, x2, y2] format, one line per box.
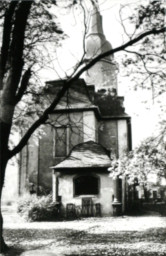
[9, 25, 166, 158]
[74, 26, 166, 79]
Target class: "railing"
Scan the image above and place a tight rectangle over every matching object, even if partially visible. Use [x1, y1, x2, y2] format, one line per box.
[66, 202, 101, 219]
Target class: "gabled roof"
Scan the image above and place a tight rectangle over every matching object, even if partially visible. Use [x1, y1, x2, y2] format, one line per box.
[45, 79, 96, 110]
[45, 78, 130, 119]
[51, 141, 112, 171]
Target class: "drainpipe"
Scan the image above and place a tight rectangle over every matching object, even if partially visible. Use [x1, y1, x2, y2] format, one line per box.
[127, 118, 132, 151]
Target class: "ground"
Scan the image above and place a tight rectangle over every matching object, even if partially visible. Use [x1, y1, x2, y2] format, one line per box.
[1, 205, 166, 256]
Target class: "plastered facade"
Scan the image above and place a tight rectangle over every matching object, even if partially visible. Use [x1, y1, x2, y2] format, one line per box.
[58, 173, 114, 216]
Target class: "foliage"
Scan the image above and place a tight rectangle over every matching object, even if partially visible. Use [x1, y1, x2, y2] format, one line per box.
[6, 1, 66, 137]
[108, 137, 166, 185]
[17, 194, 60, 221]
[120, 0, 166, 102]
[94, 89, 125, 116]
[118, 1, 166, 187]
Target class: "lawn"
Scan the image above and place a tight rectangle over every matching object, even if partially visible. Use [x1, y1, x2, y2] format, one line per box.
[1, 208, 166, 256]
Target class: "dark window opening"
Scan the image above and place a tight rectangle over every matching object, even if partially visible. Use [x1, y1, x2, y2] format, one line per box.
[74, 175, 99, 196]
[55, 127, 67, 157]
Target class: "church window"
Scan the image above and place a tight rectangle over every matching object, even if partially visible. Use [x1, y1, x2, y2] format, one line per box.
[54, 124, 83, 157]
[74, 175, 99, 196]
[69, 125, 83, 150]
[54, 127, 67, 157]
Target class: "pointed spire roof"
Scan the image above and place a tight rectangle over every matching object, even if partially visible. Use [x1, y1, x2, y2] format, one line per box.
[87, 1, 104, 36]
[85, 2, 113, 60]
[84, 2, 118, 92]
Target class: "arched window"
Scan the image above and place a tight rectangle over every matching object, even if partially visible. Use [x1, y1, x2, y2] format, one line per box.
[74, 175, 99, 196]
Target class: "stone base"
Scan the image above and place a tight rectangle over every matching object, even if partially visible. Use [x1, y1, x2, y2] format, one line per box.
[112, 202, 122, 216]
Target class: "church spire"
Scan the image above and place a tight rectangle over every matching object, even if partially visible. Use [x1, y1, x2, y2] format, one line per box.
[84, 2, 118, 92]
[88, 0, 104, 36]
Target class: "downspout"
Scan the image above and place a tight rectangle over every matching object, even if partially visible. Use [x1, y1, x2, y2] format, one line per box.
[127, 117, 132, 151]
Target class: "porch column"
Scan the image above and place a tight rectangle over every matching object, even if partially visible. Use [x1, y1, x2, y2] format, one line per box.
[113, 177, 120, 203]
[112, 177, 122, 216]
[52, 170, 58, 202]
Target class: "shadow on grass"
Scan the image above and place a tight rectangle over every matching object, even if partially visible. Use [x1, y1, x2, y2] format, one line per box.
[2, 247, 25, 256]
[3, 227, 166, 256]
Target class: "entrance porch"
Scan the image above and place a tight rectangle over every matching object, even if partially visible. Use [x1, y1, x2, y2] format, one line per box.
[51, 141, 123, 216]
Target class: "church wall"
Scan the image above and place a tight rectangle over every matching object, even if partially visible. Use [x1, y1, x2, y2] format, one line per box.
[19, 145, 28, 195]
[28, 137, 39, 188]
[117, 120, 128, 156]
[98, 120, 118, 156]
[84, 61, 117, 91]
[117, 120, 128, 212]
[100, 174, 114, 215]
[38, 125, 54, 190]
[83, 111, 97, 142]
[20, 137, 39, 195]
[58, 172, 114, 216]
[36, 112, 84, 191]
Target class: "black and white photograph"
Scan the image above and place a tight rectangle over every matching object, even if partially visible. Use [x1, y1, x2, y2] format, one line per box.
[0, 0, 166, 255]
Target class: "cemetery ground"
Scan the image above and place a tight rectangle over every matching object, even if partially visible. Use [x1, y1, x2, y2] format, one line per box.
[1, 205, 166, 256]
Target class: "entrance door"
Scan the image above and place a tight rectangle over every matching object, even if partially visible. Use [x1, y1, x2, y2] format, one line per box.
[82, 198, 94, 217]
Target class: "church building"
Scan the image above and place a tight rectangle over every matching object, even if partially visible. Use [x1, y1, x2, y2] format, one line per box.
[19, 3, 132, 216]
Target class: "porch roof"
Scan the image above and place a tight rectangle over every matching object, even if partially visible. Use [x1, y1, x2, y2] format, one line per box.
[51, 141, 112, 171]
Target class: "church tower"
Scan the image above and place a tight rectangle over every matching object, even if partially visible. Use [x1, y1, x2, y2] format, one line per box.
[84, 1, 118, 93]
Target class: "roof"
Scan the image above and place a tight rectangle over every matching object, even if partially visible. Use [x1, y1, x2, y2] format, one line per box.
[85, 3, 113, 61]
[51, 141, 112, 171]
[45, 78, 130, 119]
[45, 79, 96, 110]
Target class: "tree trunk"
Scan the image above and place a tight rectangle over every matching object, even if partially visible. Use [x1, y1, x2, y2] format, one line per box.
[0, 157, 9, 253]
[0, 122, 11, 253]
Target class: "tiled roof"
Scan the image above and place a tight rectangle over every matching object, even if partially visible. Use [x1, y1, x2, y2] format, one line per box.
[51, 141, 112, 170]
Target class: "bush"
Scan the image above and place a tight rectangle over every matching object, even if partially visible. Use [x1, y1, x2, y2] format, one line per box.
[17, 194, 60, 221]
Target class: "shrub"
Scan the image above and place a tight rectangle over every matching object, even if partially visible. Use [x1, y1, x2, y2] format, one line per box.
[17, 194, 60, 221]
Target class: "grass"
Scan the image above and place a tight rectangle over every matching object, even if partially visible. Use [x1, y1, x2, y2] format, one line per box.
[2, 215, 166, 256]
